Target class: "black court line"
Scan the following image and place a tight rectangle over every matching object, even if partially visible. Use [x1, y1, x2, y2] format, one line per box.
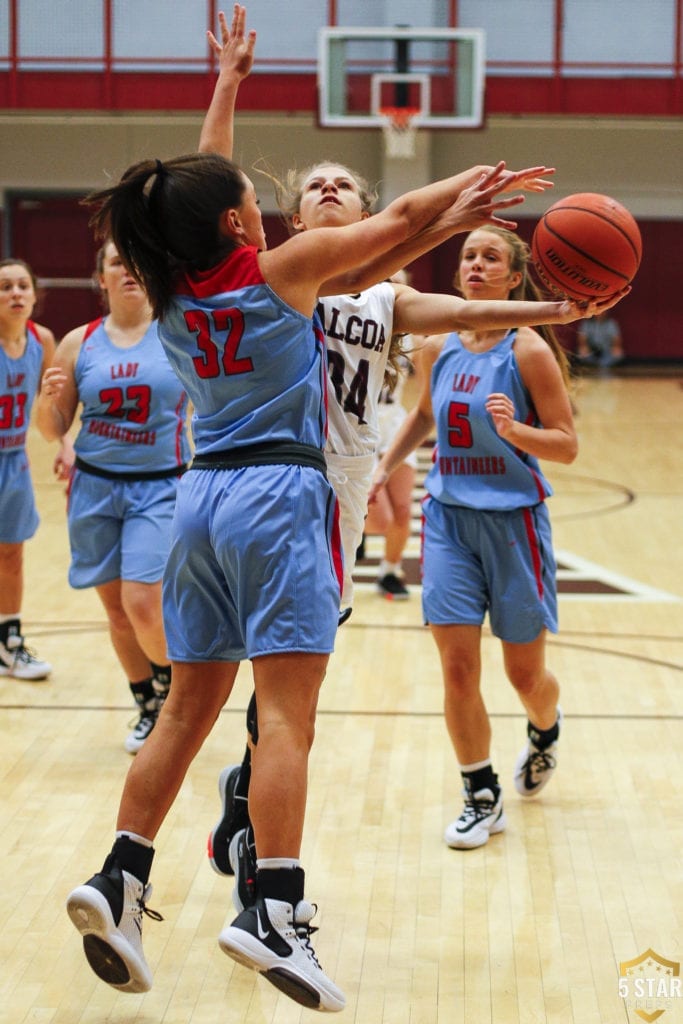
[1, 703, 681, 723]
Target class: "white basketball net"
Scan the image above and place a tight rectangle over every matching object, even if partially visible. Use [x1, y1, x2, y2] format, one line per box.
[380, 108, 419, 159]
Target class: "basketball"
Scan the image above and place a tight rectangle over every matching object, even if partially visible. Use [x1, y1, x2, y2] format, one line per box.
[531, 193, 642, 301]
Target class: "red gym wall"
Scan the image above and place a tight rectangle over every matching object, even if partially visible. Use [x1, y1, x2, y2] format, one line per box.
[7, 196, 674, 361]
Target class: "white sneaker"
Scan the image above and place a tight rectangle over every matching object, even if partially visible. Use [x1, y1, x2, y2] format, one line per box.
[513, 707, 563, 797]
[444, 786, 507, 849]
[66, 856, 162, 993]
[0, 622, 51, 680]
[124, 705, 158, 754]
[219, 896, 346, 1012]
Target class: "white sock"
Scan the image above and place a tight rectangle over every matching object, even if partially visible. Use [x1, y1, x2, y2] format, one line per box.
[116, 830, 153, 848]
[0, 613, 20, 624]
[378, 560, 401, 577]
[459, 758, 493, 773]
[257, 857, 301, 871]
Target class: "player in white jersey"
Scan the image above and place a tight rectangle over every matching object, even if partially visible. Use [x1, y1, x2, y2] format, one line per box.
[363, 271, 424, 600]
[202, 3, 623, 917]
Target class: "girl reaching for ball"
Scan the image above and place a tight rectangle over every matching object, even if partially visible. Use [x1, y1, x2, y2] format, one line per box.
[368, 225, 625, 853]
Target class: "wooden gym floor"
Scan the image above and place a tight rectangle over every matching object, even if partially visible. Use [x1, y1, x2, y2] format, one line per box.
[1, 372, 682, 1024]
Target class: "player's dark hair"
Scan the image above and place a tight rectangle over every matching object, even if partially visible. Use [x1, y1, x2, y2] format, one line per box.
[84, 154, 247, 318]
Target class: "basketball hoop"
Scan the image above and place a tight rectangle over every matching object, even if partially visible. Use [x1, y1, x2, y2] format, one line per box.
[379, 107, 420, 159]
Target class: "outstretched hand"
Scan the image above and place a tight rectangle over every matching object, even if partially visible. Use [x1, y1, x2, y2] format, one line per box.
[556, 285, 631, 323]
[207, 4, 256, 82]
[502, 165, 556, 194]
[437, 162, 530, 234]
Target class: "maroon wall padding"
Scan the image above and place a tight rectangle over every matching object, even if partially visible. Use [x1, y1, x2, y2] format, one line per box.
[7, 197, 681, 361]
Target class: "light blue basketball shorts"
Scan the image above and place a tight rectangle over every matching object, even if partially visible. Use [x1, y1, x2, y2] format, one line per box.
[0, 451, 39, 543]
[421, 495, 558, 643]
[67, 467, 179, 588]
[163, 462, 343, 663]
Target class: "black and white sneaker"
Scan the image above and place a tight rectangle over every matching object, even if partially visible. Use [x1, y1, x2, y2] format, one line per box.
[207, 765, 250, 876]
[66, 854, 162, 993]
[444, 786, 506, 849]
[337, 607, 353, 626]
[514, 707, 563, 797]
[124, 705, 158, 755]
[376, 573, 409, 600]
[228, 826, 257, 911]
[219, 896, 345, 1012]
[0, 621, 51, 680]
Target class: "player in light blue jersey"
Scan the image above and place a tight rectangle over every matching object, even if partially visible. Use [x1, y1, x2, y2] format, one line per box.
[370, 226, 625, 851]
[61, 8, 569, 1006]
[0, 258, 67, 681]
[37, 240, 190, 753]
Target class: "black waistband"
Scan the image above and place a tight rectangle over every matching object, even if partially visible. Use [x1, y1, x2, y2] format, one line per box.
[75, 455, 187, 482]
[191, 441, 327, 476]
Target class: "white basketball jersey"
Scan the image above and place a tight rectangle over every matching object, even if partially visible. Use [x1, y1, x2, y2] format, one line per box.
[317, 282, 396, 458]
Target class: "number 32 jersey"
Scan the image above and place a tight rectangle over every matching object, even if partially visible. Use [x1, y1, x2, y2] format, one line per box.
[73, 317, 190, 473]
[317, 282, 395, 458]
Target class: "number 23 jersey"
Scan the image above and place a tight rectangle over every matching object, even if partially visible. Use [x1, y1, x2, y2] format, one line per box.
[73, 317, 190, 473]
[317, 281, 395, 458]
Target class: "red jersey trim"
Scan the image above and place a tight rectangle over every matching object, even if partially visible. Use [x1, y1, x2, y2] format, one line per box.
[522, 507, 544, 599]
[83, 317, 104, 343]
[175, 246, 265, 299]
[26, 319, 41, 347]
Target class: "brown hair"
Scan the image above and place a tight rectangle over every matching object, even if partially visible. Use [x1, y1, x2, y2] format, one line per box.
[453, 226, 572, 388]
[83, 154, 247, 318]
[0, 258, 38, 292]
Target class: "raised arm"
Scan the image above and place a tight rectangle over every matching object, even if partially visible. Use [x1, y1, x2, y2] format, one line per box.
[261, 167, 534, 314]
[318, 163, 556, 296]
[391, 281, 629, 337]
[198, 4, 256, 158]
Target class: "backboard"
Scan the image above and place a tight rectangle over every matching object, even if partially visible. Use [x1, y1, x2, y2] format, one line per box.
[318, 27, 485, 130]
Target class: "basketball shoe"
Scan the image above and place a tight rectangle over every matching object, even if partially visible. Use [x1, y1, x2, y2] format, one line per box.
[513, 707, 563, 797]
[376, 572, 409, 600]
[219, 896, 345, 1012]
[124, 703, 158, 754]
[228, 826, 257, 911]
[0, 620, 51, 680]
[66, 853, 162, 993]
[444, 783, 506, 849]
[207, 764, 251, 876]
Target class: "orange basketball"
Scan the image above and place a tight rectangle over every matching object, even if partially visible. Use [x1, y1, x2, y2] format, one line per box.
[531, 193, 642, 301]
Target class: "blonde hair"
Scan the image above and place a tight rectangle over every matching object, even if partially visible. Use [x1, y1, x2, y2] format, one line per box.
[454, 226, 572, 389]
[255, 158, 378, 235]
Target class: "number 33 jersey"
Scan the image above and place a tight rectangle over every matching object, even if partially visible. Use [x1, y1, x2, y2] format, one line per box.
[317, 282, 396, 458]
[73, 317, 191, 473]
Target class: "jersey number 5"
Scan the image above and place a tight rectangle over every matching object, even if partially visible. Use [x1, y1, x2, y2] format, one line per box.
[448, 401, 473, 448]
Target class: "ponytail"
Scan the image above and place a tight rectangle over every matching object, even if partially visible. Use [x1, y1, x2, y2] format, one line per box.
[84, 153, 247, 318]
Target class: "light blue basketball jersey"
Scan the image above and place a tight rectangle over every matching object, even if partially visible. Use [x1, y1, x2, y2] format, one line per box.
[0, 320, 43, 455]
[160, 247, 327, 456]
[425, 329, 553, 511]
[73, 317, 190, 473]
[0, 321, 43, 542]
